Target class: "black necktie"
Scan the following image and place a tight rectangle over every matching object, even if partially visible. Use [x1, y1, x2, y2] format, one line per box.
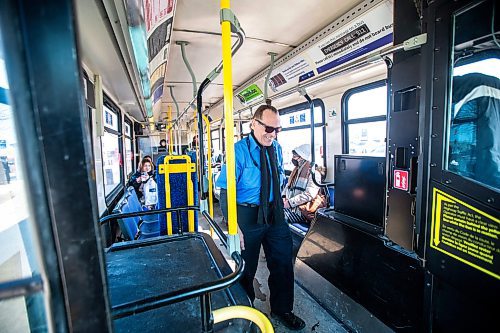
[258, 145, 285, 225]
[259, 145, 271, 224]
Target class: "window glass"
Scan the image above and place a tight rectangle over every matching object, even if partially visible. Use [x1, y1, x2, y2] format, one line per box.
[103, 106, 118, 131]
[211, 129, 219, 139]
[0, 28, 48, 331]
[347, 121, 386, 156]
[281, 106, 323, 129]
[241, 122, 251, 134]
[124, 122, 131, 136]
[346, 86, 387, 120]
[0, 57, 40, 284]
[343, 83, 387, 155]
[125, 137, 133, 177]
[447, 40, 500, 189]
[101, 131, 121, 195]
[278, 127, 324, 172]
[0, 293, 46, 332]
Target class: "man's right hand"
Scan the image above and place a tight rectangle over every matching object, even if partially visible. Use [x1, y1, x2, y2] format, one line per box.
[238, 226, 245, 251]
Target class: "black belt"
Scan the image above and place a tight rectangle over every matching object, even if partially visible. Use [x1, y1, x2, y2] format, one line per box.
[238, 203, 259, 208]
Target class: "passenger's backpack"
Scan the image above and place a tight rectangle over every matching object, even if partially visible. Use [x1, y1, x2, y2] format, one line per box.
[143, 178, 158, 206]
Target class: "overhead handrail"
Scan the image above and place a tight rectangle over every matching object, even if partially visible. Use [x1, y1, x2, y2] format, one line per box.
[298, 88, 316, 164]
[196, 4, 245, 203]
[213, 306, 274, 333]
[263, 52, 278, 101]
[168, 85, 181, 153]
[176, 41, 198, 101]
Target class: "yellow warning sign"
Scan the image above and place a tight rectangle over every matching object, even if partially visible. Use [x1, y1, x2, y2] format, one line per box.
[431, 188, 499, 279]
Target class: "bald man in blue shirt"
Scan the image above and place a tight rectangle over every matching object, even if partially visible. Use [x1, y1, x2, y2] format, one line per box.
[217, 105, 305, 330]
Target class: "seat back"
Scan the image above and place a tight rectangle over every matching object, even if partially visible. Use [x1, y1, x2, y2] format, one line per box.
[157, 152, 198, 235]
[113, 187, 141, 241]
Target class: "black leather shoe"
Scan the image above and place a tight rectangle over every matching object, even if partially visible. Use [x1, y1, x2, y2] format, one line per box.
[271, 312, 306, 331]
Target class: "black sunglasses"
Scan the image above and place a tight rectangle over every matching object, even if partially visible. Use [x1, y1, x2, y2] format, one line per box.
[255, 118, 282, 134]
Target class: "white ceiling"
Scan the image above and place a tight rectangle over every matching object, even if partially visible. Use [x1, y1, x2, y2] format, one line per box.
[75, 0, 387, 126]
[162, 0, 368, 123]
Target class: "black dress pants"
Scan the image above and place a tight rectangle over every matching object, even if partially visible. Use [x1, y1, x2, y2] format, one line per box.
[234, 205, 294, 314]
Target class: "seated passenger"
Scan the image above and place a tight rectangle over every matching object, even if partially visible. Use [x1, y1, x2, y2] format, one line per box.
[282, 144, 325, 223]
[127, 157, 157, 205]
[158, 139, 167, 152]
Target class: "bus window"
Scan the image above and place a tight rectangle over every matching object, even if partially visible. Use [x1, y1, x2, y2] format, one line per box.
[279, 101, 325, 173]
[448, 54, 500, 191]
[0, 38, 48, 331]
[342, 82, 387, 156]
[124, 119, 133, 178]
[101, 103, 123, 198]
[241, 121, 251, 136]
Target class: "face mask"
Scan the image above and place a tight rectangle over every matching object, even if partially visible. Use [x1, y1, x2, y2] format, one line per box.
[292, 159, 299, 167]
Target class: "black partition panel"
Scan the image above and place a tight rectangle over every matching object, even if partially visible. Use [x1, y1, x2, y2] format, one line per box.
[334, 155, 386, 227]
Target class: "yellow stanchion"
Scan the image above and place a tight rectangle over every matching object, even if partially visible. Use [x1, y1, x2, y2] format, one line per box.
[221, 0, 237, 237]
[213, 306, 274, 333]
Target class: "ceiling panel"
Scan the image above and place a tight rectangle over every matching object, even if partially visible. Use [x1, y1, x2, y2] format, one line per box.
[161, 0, 368, 124]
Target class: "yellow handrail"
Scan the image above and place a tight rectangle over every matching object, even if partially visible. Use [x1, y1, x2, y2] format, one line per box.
[213, 306, 274, 333]
[221, 0, 237, 236]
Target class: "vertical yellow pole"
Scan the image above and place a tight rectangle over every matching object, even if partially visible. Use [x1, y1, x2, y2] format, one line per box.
[221, 0, 237, 236]
[168, 105, 173, 154]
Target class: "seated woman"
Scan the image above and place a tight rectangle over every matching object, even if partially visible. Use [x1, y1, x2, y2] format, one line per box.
[282, 144, 325, 223]
[127, 157, 157, 206]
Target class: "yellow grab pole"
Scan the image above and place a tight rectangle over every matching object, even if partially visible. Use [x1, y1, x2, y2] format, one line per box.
[221, 0, 237, 236]
[168, 105, 173, 154]
[213, 306, 274, 333]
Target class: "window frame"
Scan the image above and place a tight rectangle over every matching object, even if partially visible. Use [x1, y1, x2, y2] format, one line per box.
[123, 116, 133, 179]
[278, 98, 327, 169]
[101, 96, 123, 204]
[341, 80, 388, 155]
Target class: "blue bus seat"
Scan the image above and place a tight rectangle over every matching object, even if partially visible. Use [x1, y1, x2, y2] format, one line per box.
[157, 152, 198, 235]
[113, 187, 160, 241]
[327, 186, 335, 207]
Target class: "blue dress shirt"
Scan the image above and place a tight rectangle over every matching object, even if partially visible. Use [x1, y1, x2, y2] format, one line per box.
[216, 135, 285, 205]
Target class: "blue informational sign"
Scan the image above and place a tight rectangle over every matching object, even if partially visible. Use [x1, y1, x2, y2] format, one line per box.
[0, 140, 6, 149]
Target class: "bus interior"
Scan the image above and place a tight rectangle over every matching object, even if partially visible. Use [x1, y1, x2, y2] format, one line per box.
[0, 0, 498, 332]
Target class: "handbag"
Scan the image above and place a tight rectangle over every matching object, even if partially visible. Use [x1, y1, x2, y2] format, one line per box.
[298, 189, 327, 221]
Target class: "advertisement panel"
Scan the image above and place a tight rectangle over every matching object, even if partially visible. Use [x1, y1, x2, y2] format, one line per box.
[306, 1, 393, 74]
[264, 0, 392, 94]
[143, 0, 176, 106]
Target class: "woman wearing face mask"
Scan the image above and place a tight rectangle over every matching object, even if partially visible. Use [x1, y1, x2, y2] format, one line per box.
[282, 144, 324, 223]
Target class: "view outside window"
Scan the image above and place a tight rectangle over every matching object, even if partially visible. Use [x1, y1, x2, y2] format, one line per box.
[124, 121, 133, 177]
[101, 105, 122, 196]
[101, 132, 121, 195]
[279, 106, 325, 172]
[125, 137, 133, 176]
[344, 84, 387, 156]
[0, 30, 47, 332]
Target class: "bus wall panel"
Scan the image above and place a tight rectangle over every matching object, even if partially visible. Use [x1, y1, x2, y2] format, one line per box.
[297, 210, 425, 332]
